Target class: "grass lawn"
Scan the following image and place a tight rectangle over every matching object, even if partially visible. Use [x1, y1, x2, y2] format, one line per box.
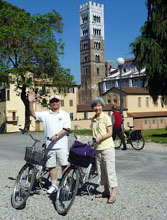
[72, 128, 167, 144]
[142, 128, 167, 144]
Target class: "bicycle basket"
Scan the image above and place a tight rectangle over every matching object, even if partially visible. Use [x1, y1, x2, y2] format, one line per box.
[131, 130, 142, 141]
[24, 147, 45, 166]
[68, 141, 96, 168]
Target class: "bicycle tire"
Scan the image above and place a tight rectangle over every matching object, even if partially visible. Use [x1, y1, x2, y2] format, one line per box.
[114, 140, 122, 149]
[55, 166, 79, 215]
[11, 163, 35, 209]
[130, 134, 145, 150]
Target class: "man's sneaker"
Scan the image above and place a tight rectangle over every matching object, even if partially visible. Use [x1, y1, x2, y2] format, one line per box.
[47, 184, 58, 194]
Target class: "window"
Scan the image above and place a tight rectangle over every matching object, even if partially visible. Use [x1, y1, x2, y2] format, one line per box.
[113, 95, 117, 104]
[107, 95, 111, 104]
[69, 88, 74, 93]
[146, 97, 149, 107]
[83, 29, 88, 36]
[82, 15, 88, 24]
[152, 120, 155, 124]
[94, 41, 101, 49]
[70, 113, 73, 120]
[127, 122, 130, 127]
[138, 97, 141, 107]
[144, 120, 147, 124]
[69, 100, 73, 107]
[84, 56, 88, 62]
[93, 28, 101, 36]
[61, 100, 64, 106]
[84, 112, 88, 119]
[160, 119, 163, 124]
[108, 111, 111, 116]
[83, 42, 88, 49]
[12, 112, 16, 121]
[93, 15, 100, 23]
[6, 89, 10, 101]
[95, 55, 100, 62]
[86, 68, 88, 75]
[97, 68, 99, 75]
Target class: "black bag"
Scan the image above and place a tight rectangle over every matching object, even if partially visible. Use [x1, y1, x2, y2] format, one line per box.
[131, 130, 141, 140]
[68, 141, 96, 168]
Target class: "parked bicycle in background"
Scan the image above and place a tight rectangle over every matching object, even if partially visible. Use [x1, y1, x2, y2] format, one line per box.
[114, 125, 145, 150]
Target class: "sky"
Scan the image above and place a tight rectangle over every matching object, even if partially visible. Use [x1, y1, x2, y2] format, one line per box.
[5, 0, 147, 84]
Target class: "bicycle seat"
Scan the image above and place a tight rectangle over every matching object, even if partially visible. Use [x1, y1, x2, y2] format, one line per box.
[128, 125, 134, 129]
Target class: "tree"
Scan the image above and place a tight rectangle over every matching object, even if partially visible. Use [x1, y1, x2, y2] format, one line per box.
[0, 0, 75, 130]
[130, 0, 167, 105]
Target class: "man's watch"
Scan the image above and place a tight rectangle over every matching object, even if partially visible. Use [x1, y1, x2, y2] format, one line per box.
[55, 134, 59, 139]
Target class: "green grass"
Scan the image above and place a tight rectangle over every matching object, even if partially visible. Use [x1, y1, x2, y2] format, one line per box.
[142, 128, 167, 144]
[71, 129, 92, 136]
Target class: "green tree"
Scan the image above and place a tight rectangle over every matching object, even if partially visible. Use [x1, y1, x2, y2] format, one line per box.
[130, 0, 167, 105]
[0, 0, 74, 130]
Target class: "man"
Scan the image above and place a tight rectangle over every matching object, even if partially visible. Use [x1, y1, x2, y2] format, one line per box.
[112, 105, 127, 150]
[28, 92, 71, 194]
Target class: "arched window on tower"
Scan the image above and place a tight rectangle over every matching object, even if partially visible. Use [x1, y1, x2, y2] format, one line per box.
[95, 55, 100, 62]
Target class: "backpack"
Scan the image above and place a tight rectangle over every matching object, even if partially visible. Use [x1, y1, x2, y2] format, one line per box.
[68, 141, 96, 168]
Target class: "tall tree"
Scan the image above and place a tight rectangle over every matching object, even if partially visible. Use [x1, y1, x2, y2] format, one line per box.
[130, 0, 167, 105]
[0, 0, 74, 130]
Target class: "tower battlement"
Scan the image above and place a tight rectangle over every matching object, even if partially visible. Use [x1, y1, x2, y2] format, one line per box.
[80, 1, 104, 11]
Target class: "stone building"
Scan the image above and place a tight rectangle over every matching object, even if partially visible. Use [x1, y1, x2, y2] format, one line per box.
[78, 1, 113, 104]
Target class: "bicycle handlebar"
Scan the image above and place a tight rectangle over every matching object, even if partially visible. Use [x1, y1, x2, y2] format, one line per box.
[19, 127, 41, 143]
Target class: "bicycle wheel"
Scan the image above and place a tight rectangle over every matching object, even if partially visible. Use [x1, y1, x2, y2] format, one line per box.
[114, 139, 122, 149]
[11, 163, 35, 209]
[55, 166, 79, 215]
[130, 134, 145, 150]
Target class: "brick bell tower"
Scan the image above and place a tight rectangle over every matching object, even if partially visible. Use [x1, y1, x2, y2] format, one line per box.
[79, 1, 105, 104]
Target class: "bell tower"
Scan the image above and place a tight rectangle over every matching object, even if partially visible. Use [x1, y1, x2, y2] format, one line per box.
[79, 1, 105, 104]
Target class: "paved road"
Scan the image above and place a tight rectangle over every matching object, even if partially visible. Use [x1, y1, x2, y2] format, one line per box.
[0, 132, 167, 183]
[0, 132, 167, 220]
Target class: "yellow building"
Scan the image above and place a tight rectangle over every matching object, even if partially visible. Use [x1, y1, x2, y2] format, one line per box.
[1, 84, 167, 133]
[0, 84, 79, 132]
[103, 87, 167, 130]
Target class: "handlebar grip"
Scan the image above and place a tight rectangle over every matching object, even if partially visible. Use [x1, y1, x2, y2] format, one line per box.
[63, 128, 71, 133]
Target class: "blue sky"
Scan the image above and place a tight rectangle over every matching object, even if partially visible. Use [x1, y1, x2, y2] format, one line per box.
[5, 0, 147, 84]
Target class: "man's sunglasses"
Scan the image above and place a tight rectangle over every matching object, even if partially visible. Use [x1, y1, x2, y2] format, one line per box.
[50, 98, 60, 103]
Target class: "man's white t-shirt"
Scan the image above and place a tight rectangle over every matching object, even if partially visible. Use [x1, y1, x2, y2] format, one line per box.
[35, 109, 71, 149]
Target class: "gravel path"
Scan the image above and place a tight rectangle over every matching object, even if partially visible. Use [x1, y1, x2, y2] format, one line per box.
[1, 157, 167, 220]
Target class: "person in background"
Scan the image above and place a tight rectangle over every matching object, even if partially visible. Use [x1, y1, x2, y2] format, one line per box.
[112, 105, 127, 150]
[28, 92, 71, 194]
[91, 97, 118, 204]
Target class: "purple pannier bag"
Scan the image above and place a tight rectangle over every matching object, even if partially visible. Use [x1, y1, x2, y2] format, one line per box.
[68, 141, 96, 168]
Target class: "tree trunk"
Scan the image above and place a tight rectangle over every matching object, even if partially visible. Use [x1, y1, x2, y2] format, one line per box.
[20, 85, 31, 131]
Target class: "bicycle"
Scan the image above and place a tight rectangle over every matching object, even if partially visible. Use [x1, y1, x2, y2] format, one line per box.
[55, 129, 99, 215]
[11, 128, 51, 209]
[114, 125, 145, 150]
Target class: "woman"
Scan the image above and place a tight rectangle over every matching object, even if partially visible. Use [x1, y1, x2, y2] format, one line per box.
[91, 97, 118, 204]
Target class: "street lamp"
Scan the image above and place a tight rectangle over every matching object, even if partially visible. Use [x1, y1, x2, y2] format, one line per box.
[116, 57, 125, 126]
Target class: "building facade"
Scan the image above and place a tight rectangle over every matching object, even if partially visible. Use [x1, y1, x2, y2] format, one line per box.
[99, 58, 146, 95]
